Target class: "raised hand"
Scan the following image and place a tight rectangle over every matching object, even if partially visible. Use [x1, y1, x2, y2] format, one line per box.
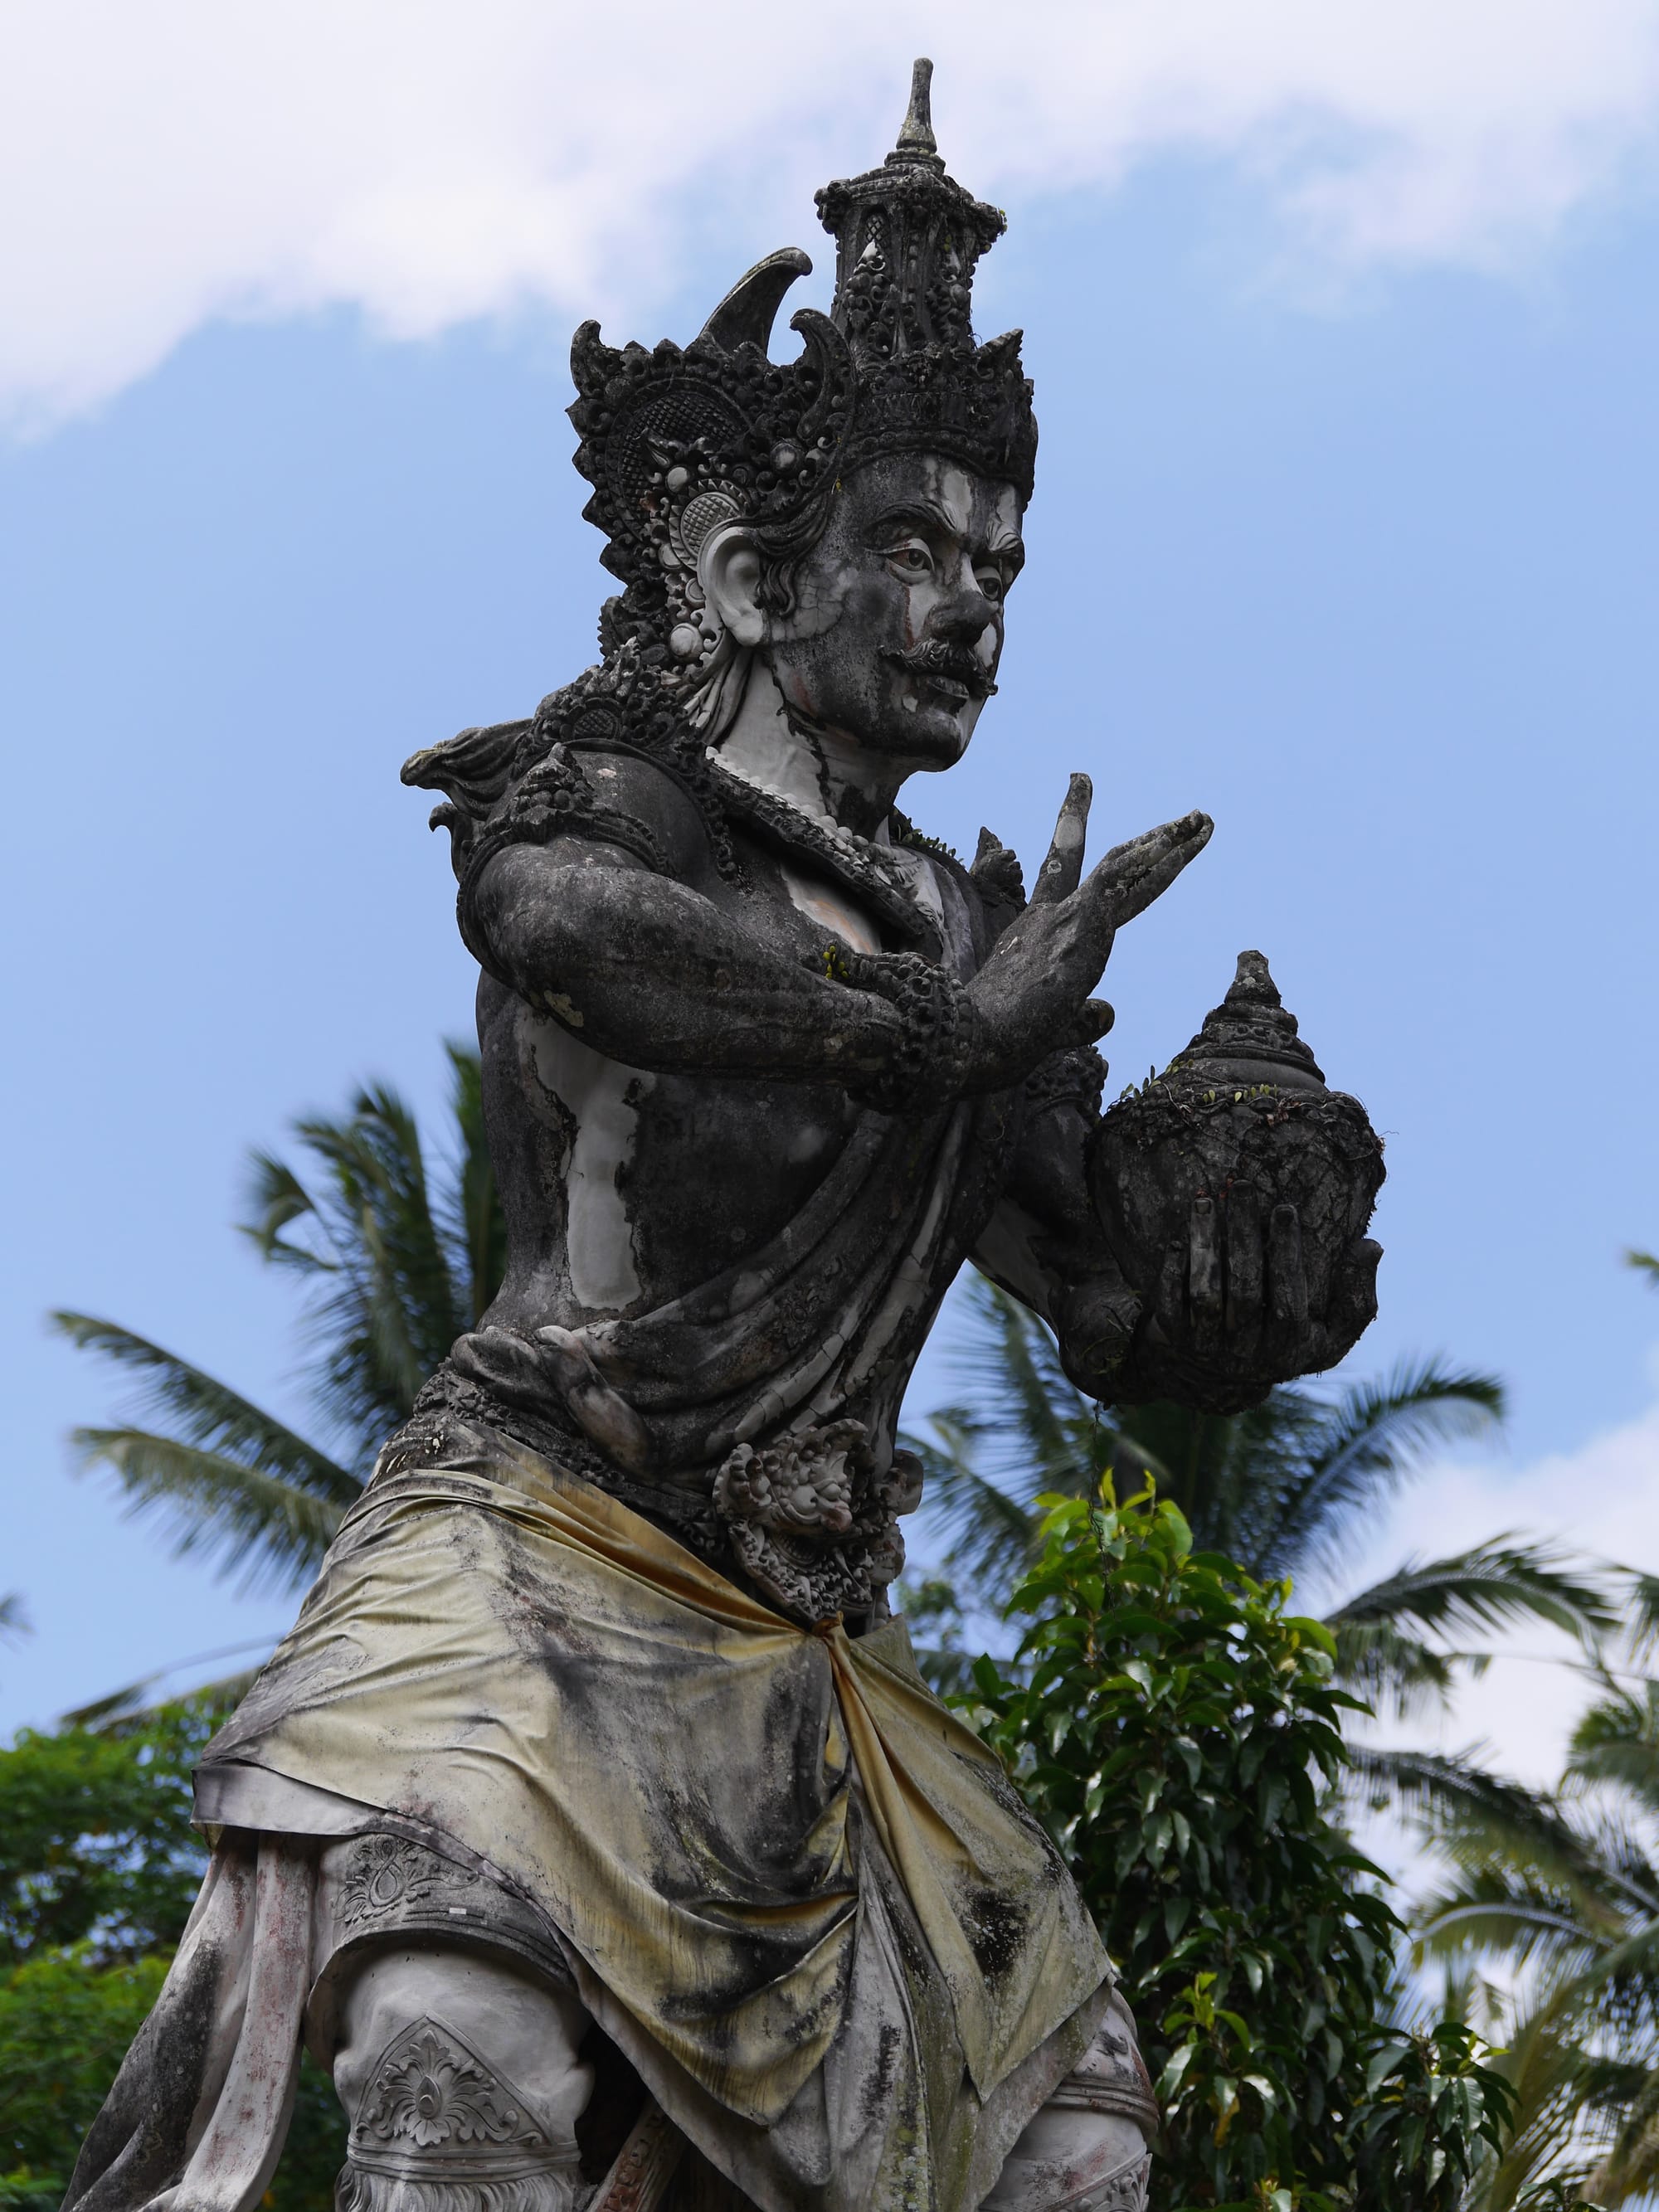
[963, 775, 1213, 1095]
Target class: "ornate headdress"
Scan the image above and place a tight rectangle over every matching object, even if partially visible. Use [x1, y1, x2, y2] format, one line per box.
[568, 59, 1037, 669]
[402, 63, 1037, 907]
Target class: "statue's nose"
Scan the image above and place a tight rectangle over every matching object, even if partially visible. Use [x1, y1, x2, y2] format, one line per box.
[929, 588, 997, 647]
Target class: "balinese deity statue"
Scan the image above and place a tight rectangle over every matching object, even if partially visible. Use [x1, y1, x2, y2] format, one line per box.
[66, 61, 1382, 2212]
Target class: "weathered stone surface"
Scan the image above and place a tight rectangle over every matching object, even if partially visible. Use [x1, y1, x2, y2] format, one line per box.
[1089, 952, 1384, 1411]
[66, 60, 1383, 2212]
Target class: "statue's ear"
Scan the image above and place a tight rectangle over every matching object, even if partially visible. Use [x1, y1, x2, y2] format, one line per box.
[698, 523, 767, 649]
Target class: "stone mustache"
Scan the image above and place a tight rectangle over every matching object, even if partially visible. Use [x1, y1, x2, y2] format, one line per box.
[64, 59, 1383, 2212]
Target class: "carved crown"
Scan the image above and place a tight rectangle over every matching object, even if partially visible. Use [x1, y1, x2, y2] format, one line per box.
[566, 60, 1036, 630]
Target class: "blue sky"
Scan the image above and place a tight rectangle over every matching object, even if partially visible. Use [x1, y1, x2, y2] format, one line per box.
[4, 12, 1659, 1759]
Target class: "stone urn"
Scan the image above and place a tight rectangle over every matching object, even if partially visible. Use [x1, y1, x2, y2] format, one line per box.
[1088, 950, 1384, 1402]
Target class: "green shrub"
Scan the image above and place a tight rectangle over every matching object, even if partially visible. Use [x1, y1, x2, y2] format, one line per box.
[0, 1947, 168, 2199]
[0, 1707, 215, 1966]
[0, 1700, 345, 2209]
[961, 1487, 1515, 2209]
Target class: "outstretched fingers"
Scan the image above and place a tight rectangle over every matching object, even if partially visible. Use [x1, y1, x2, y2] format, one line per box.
[1029, 774, 1094, 906]
[1091, 810, 1214, 926]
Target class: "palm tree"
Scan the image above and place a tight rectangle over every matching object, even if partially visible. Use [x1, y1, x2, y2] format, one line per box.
[903, 1276, 1616, 1717]
[1408, 1646, 1659, 2207]
[1346, 1253, 1659, 2209]
[51, 1043, 502, 1598]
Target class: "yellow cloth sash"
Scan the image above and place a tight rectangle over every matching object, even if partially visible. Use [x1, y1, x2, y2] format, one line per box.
[202, 1427, 1107, 2127]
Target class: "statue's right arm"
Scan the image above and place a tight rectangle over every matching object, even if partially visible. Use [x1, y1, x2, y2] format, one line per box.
[469, 829, 912, 1086]
[467, 755, 1211, 1097]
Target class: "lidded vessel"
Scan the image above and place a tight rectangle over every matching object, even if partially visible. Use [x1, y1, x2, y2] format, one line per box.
[1088, 952, 1384, 1395]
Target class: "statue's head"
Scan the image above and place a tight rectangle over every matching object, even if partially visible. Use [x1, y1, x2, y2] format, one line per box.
[566, 61, 1036, 770]
[697, 449, 1023, 773]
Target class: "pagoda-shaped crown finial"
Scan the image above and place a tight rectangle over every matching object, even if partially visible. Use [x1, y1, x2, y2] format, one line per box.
[815, 61, 1016, 377]
[891, 57, 941, 168]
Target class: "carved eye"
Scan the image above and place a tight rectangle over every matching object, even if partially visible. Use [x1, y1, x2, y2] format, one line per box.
[888, 540, 932, 576]
[975, 567, 1005, 602]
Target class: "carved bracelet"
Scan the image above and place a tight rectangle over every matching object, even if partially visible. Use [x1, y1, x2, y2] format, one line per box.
[813, 946, 975, 1116]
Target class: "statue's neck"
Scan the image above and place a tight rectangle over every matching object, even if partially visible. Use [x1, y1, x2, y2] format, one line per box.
[712, 661, 904, 842]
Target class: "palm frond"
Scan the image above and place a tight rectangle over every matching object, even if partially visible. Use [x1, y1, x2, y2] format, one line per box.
[1477, 1992, 1627, 2212]
[1568, 1681, 1659, 1816]
[58, 1050, 503, 1603]
[1332, 1541, 1618, 1649]
[1616, 1572, 1659, 1668]
[442, 1040, 507, 1325]
[60, 1650, 271, 1731]
[1108, 1391, 1299, 1554]
[50, 1312, 360, 1505]
[1332, 1534, 1616, 1716]
[239, 1150, 337, 1275]
[1624, 1248, 1659, 1288]
[892, 1575, 982, 1697]
[67, 1427, 349, 1594]
[902, 1407, 1039, 1604]
[947, 1278, 1097, 1494]
[1410, 1768, 1659, 1934]
[1416, 1879, 1613, 1983]
[1331, 1616, 1457, 1714]
[283, 1082, 468, 1444]
[1587, 2053, 1659, 2202]
[1348, 1744, 1576, 1863]
[1247, 1357, 1505, 1584]
[0, 1592, 30, 1642]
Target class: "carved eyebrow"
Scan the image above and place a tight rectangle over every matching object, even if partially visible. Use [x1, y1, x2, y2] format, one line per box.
[868, 498, 963, 540]
[870, 502, 1024, 567]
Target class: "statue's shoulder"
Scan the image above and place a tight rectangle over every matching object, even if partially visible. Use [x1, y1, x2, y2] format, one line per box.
[400, 661, 744, 892]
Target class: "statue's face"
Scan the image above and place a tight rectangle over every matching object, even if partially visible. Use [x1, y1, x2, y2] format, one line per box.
[761, 452, 1024, 771]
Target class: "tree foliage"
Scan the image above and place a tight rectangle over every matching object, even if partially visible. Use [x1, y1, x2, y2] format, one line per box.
[963, 1485, 1518, 2210]
[906, 1281, 1613, 1848]
[0, 1704, 213, 1967]
[1413, 1662, 1659, 2206]
[0, 1700, 344, 2211]
[0, 1949, 170, 2208]
[907, 1279, 1506, 1604]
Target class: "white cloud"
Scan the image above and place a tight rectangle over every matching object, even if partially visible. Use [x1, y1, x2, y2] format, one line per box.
[1322, 1390, 1659, 1795]
[3, 0, 1659, 429]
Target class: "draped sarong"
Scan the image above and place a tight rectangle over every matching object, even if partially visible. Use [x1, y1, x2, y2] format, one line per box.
[71, 1423, 1110, 2212]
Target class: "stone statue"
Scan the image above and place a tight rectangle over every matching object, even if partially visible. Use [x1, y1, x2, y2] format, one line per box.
[65, 61, 1383, 2212]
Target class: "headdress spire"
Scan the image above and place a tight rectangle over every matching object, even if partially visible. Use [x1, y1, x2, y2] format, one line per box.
[892, 56, 941, 166]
